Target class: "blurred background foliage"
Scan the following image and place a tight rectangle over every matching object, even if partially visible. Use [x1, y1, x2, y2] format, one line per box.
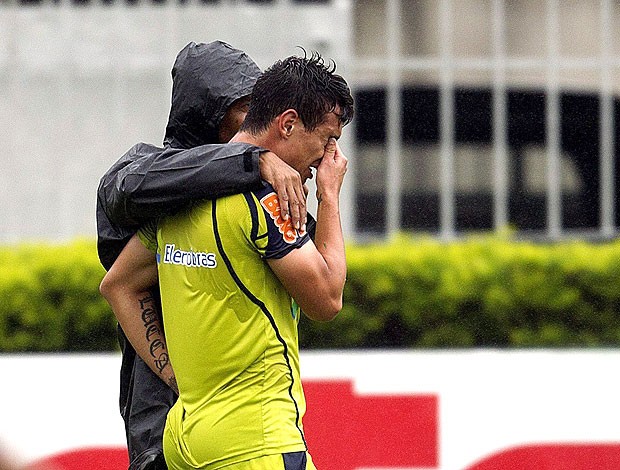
[1, 236, 620, 352]
[0, 239, 114, 352]
[300, 235, 620, 349]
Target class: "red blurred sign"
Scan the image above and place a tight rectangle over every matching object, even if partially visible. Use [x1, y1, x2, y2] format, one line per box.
[25, 447, 128, 470]
[465, 443, 620, 470]
[303, 379, 439, 469]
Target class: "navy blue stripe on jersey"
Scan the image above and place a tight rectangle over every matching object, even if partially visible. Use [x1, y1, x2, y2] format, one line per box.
[211, 199, 307, 449]
[282, 451, 308, 470]
[305, 214, 317, 242]
[243, 193, 259, 242]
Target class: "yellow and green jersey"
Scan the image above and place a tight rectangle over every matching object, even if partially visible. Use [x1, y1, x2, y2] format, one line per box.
[138, 184, 311, 469]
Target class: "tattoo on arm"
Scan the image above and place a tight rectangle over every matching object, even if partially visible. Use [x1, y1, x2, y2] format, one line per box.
[138, 293, 176, 392]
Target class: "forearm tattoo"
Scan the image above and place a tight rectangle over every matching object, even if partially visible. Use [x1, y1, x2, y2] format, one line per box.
[139, 294, 171, 376]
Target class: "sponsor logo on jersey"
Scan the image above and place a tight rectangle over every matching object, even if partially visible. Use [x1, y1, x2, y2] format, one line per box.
[260, 192, 305, 244]
[162, 243, 217, 268]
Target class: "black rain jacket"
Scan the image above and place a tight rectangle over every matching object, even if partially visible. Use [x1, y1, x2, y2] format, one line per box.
[95, 41, 262, 470]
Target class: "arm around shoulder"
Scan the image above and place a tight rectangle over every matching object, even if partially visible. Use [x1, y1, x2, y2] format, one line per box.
[102, 143, 263, 226]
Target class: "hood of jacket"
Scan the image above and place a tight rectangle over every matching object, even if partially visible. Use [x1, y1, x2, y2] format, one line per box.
[164, 41, 261, 149]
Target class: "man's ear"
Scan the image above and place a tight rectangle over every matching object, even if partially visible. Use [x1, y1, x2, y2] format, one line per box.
[278, 109, 299, 138]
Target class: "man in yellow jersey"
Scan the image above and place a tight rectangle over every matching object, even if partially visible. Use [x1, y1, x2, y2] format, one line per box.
[98, 41, 307, 470]
[101, 51, 354, 470]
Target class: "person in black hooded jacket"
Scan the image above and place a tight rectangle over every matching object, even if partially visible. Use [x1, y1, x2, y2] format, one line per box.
[96, 41, 307, 470]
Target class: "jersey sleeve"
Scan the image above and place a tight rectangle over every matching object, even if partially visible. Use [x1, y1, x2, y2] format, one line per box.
[251, 185, 311, 260]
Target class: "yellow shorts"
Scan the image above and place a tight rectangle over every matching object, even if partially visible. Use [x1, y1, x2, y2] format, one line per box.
[222, 452, 317, 470]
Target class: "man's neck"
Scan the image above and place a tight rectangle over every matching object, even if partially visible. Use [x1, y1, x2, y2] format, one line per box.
[230, 130, 264, 148]
[231, 130, 293, 169]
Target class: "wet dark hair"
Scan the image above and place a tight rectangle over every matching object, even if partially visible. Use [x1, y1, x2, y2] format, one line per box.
[240, 49, 354, 134]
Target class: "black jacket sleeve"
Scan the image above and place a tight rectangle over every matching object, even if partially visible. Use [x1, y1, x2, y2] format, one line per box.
[100, 142, 265, 226]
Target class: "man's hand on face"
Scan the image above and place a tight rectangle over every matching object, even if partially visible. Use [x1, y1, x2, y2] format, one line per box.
[259, 151, 307, 231]
[316, 138, 348, 202]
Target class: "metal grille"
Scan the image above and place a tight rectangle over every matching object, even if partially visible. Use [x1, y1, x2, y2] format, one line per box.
[353, 0, 619, 241]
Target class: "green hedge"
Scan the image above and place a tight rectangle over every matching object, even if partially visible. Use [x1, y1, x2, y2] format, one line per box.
[300, 235, 620, 349]
[2, 236, 620, 352]
[0, 239, 115, 352]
